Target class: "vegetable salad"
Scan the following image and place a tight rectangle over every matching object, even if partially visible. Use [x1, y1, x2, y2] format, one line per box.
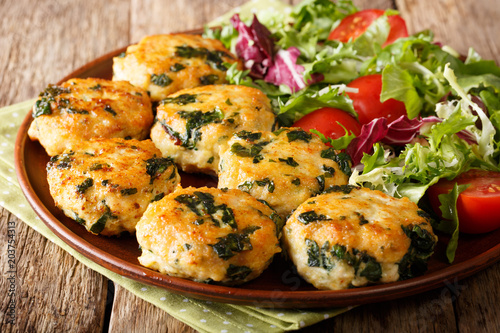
[204, 0, 500, 262]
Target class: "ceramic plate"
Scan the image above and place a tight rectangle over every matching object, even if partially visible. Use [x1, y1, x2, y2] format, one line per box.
[14, 36, 500, 308]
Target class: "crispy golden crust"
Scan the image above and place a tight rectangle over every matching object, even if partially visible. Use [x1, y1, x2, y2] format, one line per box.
[282, 187, 437, 290]
[46, 138, 180, 236]
[217, 128, 350, 218]
[150, 84, 276, 175]
[27, 78, 153, 156]
[112, 34, 243, 101]
[135, 186, 281, 285]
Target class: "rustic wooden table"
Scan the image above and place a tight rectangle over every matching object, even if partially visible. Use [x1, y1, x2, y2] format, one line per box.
[1, 0, 499, 332]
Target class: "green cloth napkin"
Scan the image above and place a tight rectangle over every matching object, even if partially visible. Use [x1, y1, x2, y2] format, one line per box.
[0, 2, 353, 332]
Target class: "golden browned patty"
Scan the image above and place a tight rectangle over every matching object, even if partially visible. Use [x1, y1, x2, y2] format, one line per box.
[282, 186, 438, 290]
[150, 84, 276, 175]
[112, 34, 243, 101]
[28, 78, 153, 156]
[135, 186, 282, 285]
[46, 138, 180, 236]
[217, 128, 350, 218]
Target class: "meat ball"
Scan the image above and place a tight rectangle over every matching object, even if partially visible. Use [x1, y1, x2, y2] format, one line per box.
[218, 128, 350, 218]
[28, 78, 153, 156]
[282, 185, 438, 290]
[46, 138, 180, 236]
[112, 34, 243, 101]
[150, 84, 276, 175]
[135, 186, 282, 285]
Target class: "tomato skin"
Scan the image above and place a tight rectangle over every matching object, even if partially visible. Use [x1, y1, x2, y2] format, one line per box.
[346, 74, 408, 125]
[427, 170, 500, 234]
[327, 9, 408, 47]
[292, 107, 361, 140]
[385, 14, 408, 46]
[328, 9, 383, 43]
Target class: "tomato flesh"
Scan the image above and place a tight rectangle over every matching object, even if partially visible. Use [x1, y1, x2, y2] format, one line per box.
[328, 9, 408, 47]
[385, 14, 408, 46]
[292, 107, 361, 140]
[328, 9, 383, 43]
[427, 170, 500, 234]
[346, 74, 408, 125]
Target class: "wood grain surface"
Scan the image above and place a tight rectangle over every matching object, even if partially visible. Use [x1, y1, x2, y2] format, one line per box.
[1, 0, 499, 332]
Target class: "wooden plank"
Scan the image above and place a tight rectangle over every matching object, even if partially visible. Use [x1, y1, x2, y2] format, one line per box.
[108, 285, 196, 333]
[454, 262, 500, 332]
[0, 211, 109, 332]
[0, 0, 131, 106]
[305, 288, 457, 332]
[129, 0, 249, 41]
[396, 0, 500, 63]
[0, 0, 130, 331]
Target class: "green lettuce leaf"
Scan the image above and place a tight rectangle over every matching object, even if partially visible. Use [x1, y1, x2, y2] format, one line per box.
[381, 64, 423, 119]
[276, 86, 355, 126]
[291, 0, 358, 41]
[433, 183, 469, 263]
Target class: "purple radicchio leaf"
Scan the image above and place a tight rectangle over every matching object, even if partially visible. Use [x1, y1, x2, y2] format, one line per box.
[455, 130, 478, 144]
[346, 116, 425, 165]
[346, 118, 389, 166]
[230, 14, 274, 78]
[470, 95, 489, 130]
[346, 115, 478, 166]
[382, 115, 423, 145]
[264, 47, 307, 92]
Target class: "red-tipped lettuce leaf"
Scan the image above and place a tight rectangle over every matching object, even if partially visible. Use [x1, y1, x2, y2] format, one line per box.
[264, 47, 307, 92]
[230, 14, 274, 78]
[382, 115, 423, 145]
[346, 115, 478, 166]
[346, 118, 388, 166]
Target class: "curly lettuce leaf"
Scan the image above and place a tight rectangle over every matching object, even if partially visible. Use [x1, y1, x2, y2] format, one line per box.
[276, 85, 355, 126]
[310, 129, 356, 150]
[349, 98, 482, 202]
[290, 0, 358, 41]
[351, 14, 390, 57]
[300, 41, 361, 84]
[443, 64, 498, 167]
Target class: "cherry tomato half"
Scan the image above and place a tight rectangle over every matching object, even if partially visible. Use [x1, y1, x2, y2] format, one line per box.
[328, 9, 408, 47]
[346, 74, 407, 125]
[293, 107, 361, 140]
[427, 170, 500, 234]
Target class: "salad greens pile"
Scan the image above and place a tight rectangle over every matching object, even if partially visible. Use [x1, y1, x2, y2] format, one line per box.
[204, 0, 500, 262]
